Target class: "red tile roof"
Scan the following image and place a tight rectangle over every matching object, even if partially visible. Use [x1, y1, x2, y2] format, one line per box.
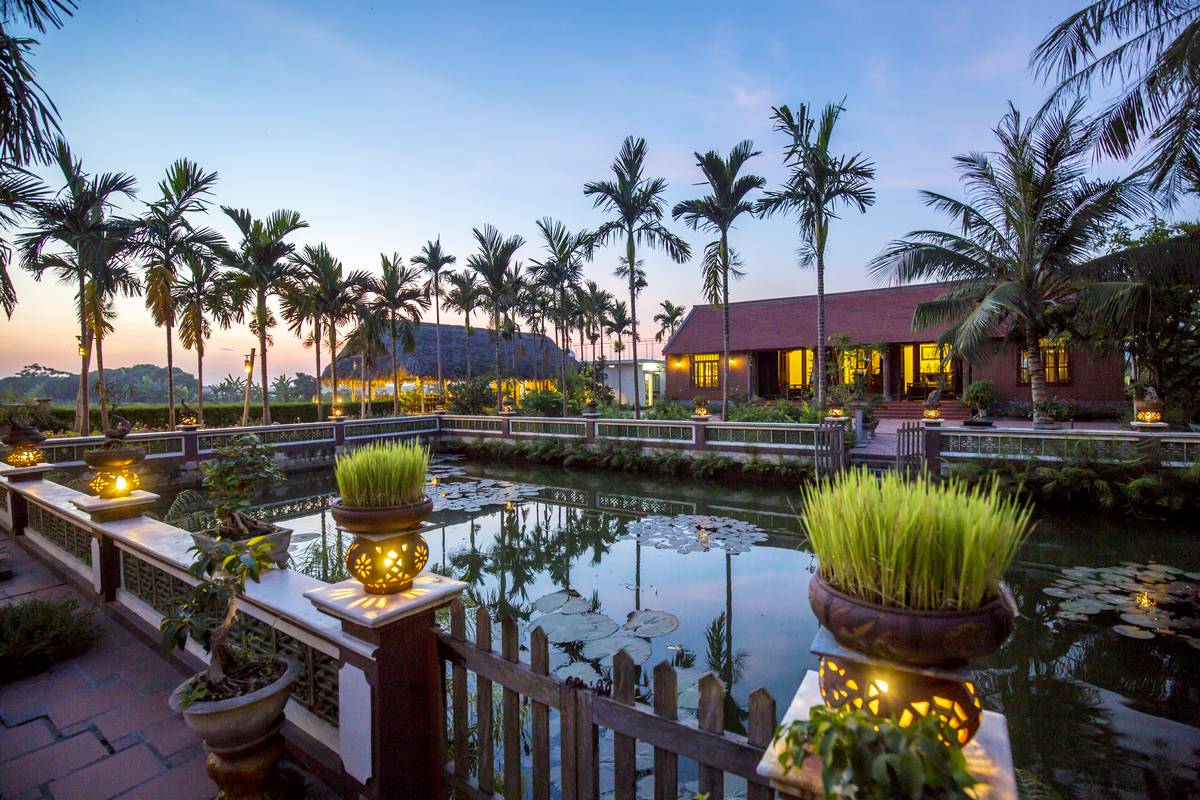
[662, 283, 952, 354]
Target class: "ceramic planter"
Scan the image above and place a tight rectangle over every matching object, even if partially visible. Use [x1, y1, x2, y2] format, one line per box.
[808, 574, 1014, 667]
[2, 425, 46, 467]
[191, 523, 293, 569]
[330, 497, 433, 534]
[82, 447, 145, 471]
[331, 498, 433, 594]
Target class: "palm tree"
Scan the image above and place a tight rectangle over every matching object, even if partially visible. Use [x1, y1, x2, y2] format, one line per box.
[757, 101, 876, 411]
[288, 243, 367, 417]
[174, 250, 235, 424]
[411, 238, 456, 403]
[0, 167, 44, 317]
[343, 306, 388, 417]
[19, 140, 137, 434]
[672, 141, 765, 412]
[369, 253, 428, 413]
[868, 102, 1150, 421]
[530, 217, 590, 414]
[653, 300, 686, 344]
[467, 225, 525, 412]
[585, 136, 691, 418]
[135, 159, 222, 429]
[606, 300, 632, 404]
[1033, 1, 1200, 203]
[278, 277, 324, 417]
[445, 270, 485, 379]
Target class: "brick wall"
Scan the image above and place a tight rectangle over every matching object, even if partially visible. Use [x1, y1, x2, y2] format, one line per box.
[664, 353, 751, 403]
[967, 343, 1125, 402]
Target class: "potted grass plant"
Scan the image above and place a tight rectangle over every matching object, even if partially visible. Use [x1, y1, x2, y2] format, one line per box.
[802, 469, 1031, 667]
[331, 440, 432, 594]
[162, 536, 299, 796]
[193, 434, 291, 567]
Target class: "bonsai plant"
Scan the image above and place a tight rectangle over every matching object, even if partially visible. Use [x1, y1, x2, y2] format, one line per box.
[331, 440, 432, 594]
[1032, 398, 1071, 429]
[162, 536, 300, 797]
[194, 434, 290, 567]
[82, 416, 145, 497]
[802, 469, 1031, 666]
[1, 401, 48, 467]
[826, 384, 850, 418]
[961, 380, 997, 426]
[778, 706, 978, 800]
[1128, 383, 1165, 425]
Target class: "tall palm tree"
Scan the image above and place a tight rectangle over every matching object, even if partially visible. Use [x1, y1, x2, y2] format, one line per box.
[220, 207, 307, 424]
[530, 217, 589, 414]
[411, 238, 456, 403]
[1033, 0, 1200, 203]
[585, 136, 691, 418]
[869, 101, 1150, 420]
[135, 159, 222, 429]
[672, 141, 765, 412]
[467, 225, 525, 413]
[445, 270, 485, 379]
[653, 299, 686, 343]
[606, 300, 632, 404]
[757, 101, 876, 411]
[19, 139, 137, 433]
[0, 167, 43, 317]
[174, 250, 234, 424]
[369, 253, 428, 414]
[278, 277, 324, 417]
[343, 305, 388, 417]
[288, 242, 367, 417]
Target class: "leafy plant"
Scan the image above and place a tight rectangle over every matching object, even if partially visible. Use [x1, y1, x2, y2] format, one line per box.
[961, 380, 997, 414]
[520, 389, 572, 418]
[801, 469, 1033, 610]
[335, 440, 429, 507]
[447, 376, 497, 415]
[1033, 399, 1071, 422]
[199, 434, 284, 537]
[0, 598, 99, 683]
[778, 706, 977, 799]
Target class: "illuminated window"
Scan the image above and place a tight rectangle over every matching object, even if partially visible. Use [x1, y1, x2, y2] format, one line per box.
[918, 344, 953, 385]
[841, 348, 881, 384]
[786, 349, 814, 388]
[1019, 339, 1071, 385]
[691, 353, 720, 388]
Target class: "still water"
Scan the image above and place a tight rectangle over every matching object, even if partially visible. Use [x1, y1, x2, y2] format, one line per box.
[260, 457, 1199, 799]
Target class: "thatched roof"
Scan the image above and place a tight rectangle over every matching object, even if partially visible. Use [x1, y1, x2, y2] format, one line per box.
[1078, 231, 1200, 282]
[322, 322, 576, 383]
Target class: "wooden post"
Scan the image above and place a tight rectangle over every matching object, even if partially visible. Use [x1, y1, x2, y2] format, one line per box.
[924, 424, 941, 475]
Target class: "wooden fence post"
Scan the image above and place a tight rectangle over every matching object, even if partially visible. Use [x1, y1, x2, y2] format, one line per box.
[923, 424, 941, 475]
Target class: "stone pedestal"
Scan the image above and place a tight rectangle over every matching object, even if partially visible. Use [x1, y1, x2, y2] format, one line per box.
[1130, 421, 1169, 430]
[0, 462, 54, 483]
[921, 417, 943, 428]
[71, 490, 160, 523]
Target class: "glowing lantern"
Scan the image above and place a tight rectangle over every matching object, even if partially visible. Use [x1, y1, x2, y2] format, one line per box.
[923, 406, 942, 420]
[827, 405, 846, 418]
[344, 531, 430, 594]
[4, 441, 43, 468]
[89, 468, 140, 499]
[1134, 408, 1163, 424]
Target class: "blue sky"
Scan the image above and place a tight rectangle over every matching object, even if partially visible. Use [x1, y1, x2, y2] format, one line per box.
[3, 0, 1193, 377]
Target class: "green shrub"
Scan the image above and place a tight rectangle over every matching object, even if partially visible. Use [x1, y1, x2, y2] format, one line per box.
[962, 380, 998, 413]
[446, 377, 497, 415]
[727, 399, 822, 423]
[336, 440, 430, 507]
[519, 389, 574, 417]
[0, 598, 99, 683]
[200, 434, 285, 527]
[645, 400, 692, 420]
[801, 469, 1033, 610]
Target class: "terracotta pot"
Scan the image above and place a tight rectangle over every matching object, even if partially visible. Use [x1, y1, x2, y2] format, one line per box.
[191, 524, 293, 569]
[170, 656, 300, 750]
[330, 497, 433, 534]
[808, 574, 1014, 667]
[82, 447, 145, 470]
[962, 417, 994, 427]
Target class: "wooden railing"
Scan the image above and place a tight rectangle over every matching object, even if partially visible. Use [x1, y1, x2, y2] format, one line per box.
[437, 600, 805, 800]
[935, 425, 1200, 468]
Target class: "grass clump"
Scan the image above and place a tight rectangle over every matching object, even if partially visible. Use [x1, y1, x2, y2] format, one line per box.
[335, 440, 430, 507]
[801, 469, 1033, 611]
[1, 598, 100, 683]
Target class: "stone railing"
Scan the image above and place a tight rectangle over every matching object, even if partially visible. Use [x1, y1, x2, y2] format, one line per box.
[934, 425, 1200, 468]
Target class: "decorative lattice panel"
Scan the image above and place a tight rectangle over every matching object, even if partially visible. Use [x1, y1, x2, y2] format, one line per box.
[441, 417, 504, 433]
[345, 418, 438, 439]
[707, 425, 814, 446]
[596, 422, 693, 442]
[509, 420, 587, 437]
[28, 503, 92, 565]
[199, 426, 335, 451]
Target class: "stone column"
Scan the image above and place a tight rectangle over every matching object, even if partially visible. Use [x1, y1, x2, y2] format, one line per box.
[881, 347, 893, 401]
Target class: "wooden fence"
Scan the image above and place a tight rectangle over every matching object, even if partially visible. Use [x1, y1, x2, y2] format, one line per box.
[437, 601, 809, 800]
[896, 422, 925, 476]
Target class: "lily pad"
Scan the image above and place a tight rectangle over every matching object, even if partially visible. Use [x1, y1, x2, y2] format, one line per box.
[1113, 624, 1155, 639]
[555, 661, 600, 682]
[1042, 587, 1073, 599]
[581, 633, 653, 665]
[532, 611, 618, 643]
[532, 589, 590, 615]
[622, 609, 680, 638]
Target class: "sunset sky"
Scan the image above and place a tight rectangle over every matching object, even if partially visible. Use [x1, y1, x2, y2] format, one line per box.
[2, 0, 1194, 379]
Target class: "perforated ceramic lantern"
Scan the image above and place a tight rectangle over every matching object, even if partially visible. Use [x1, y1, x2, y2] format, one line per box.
[345, 531, 431, 594]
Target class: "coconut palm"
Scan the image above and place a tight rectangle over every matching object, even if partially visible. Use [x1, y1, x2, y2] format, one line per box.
[585, 136, 691, 418]
[672, 141, 765, 412]
[0, 167, 44, 317]
[1033, 0, 1200, 203]
[343, 305, 388, 417]
[607, 300, 632, 404]
[288, 242, 367, 416]
[19, 139, 137, 434]
[530, 217, 590, 414]
[445, 270, 485, 379]
[653, 300, 686, 344]
[369, 253, 429, 413]
[411, 238, 456, 403]
[135, 159, 223, 429]
[278, 277, 324, 417]
[174, 250, 235, 424]
[467, 225, 525, 412]
[868, 102, 1151, 421]
[219, 207, 307, 424]
[756, 101, 876, 411]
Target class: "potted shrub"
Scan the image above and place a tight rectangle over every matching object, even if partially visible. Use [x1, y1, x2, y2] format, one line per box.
[1, 401, 48, 467]
[826, 384, 850, 418]
[162, 536, 300, 797]
[1129, 384, 1165, 425]
[330, 440, 432, 594]
[1032, 398, 1071, 430]
[193, 434, 291, 567]
[82, 416, 146, 497]
[961, 380, 997, 427]
[802, 469, 1031, 667]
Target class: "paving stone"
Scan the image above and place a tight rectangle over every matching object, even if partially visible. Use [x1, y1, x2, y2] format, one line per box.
[0, 667, 91, 726]
[93, 691, 177, 743]
[140, 715, 200, 759]
[116, 753, 213, 800]
[0, 719, 56, 763]
[74, 643, 156, 685]
[0, 731, 106, 797]
[45, 678, 136, 730]
[122, 656, 188, 694]
[47, 744, 165, 800]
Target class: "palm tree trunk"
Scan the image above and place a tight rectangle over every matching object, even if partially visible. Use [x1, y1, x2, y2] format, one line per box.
[560, 290, 569, 416]
[328, 323, 338, 413]
[815, 223, 827, 411]
[313, 319, 323, 420]
[494, 312, 503, 413]
[1027, 341, 1048, 420]
[165, 319, 176, 430]
[464, 314, 472, 379]
[76, 265, 90, 435]
[390, 315, 399, 416]
[720, 232, 730, 415]
[434, 284, 443, 403]
[95, 325, 109, 433]
[257, 290, 271, 424]
[626, 230, 641, 419]
[360, 356, 367, 418]
[196, 340, 205, 425]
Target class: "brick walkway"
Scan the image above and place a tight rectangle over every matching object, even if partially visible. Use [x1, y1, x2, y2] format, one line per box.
[0, 530, 335, 800]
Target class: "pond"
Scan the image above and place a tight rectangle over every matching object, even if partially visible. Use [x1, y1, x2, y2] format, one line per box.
[253, 457, 1200, 799]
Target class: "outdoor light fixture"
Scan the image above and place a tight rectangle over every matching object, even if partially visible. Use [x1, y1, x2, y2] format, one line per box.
[827, 406, 846, 418]
[89, 467, 140, 499]
[923, 406, 943, 420]
[244, 356, 253, 374]
[345, 531, 430, 595]
[179, 410, 199, 427]
[4, 441, 43, 468]
[76, 335, 86, 358]
[818, 657, 982, 745]
[693, 405, 709, 417]
[1135, 408, 1163, 424]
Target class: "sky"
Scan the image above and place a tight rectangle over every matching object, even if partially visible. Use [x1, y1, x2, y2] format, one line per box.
[1, 0, 1194, 379]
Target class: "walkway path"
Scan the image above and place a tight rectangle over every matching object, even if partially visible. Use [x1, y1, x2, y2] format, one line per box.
[0, 529, 334, 800]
